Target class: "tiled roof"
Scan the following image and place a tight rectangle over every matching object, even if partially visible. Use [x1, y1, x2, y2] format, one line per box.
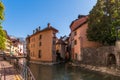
[41, 26, 58, 32]
[70, 16, 88, 31]
[56, 39, 66, 45]
[29, 23, 58, 37]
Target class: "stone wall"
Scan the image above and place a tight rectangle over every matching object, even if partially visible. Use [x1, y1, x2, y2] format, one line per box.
[81, 46, 120, 67]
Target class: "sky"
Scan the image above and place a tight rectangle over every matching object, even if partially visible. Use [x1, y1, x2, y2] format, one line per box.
[2, 0, 97, 38]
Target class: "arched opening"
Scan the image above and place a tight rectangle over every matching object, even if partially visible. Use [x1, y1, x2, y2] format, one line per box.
[56, 50, 63, 62]
[107, 54, 116, 66]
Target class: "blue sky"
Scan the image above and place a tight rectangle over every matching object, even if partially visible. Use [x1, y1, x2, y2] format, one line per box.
[2, 0, 97, 38]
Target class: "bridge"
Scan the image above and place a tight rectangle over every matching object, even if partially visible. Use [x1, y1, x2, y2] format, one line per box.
[0, 54, 27, 60]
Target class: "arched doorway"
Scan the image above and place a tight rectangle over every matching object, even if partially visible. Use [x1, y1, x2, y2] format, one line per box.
[107, 54, 116, 66]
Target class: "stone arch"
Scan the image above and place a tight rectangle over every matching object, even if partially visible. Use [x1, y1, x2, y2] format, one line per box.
[107, 53, 116, 66]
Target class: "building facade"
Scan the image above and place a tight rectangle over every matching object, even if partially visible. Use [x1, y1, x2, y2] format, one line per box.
[56, 36, 67, 60]
[3, 31, 24, 56]
[10, 38, 24, 56]
[69, 15, 101, 61]
[26, 23, 58, 63]
[4, 30, 11, 55]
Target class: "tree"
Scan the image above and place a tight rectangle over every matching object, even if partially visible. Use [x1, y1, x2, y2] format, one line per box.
[0, 1, 6, 50]
[87, 0, 120, 45]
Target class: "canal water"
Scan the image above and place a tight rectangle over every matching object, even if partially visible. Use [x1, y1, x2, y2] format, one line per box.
[29, 63, 120, 80]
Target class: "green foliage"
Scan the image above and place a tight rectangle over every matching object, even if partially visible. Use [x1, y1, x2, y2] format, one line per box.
[0, 1, 6, 50]
[0, 26, 6, 50]
[0, 1, 4, 21]
[87, 0, 120, 45]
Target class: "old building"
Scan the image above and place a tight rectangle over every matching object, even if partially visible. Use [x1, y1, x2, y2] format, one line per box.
[69, 15, 100, 61]
[8, 37, 24, 56]
[56, 36, 68, 61]
[3, 30, 12, 55]
[26, 23, 58, 63]
[2, 31, 24, 56]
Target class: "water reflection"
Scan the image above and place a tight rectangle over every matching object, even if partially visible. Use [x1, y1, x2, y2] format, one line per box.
[29, 63, 120, 80]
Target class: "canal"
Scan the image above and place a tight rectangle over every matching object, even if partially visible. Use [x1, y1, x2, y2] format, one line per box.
[29, 63, 120, 80]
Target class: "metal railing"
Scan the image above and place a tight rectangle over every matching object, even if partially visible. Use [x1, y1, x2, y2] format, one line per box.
[0, 63, 6, 80]
[26, 66, 36, 80]
[13, 59, 36, 80]
[0, 54, 35, 80]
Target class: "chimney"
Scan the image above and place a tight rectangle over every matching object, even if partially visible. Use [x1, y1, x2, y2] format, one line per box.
[36, 28, 38, 32]
[27, 35, 30, 37]
[38, 26, 41, 31]
[33, 30, 35, 34]
[78, 15, 86, 19]
[48, 23, 50, 28]
[60, 36, 62, 39]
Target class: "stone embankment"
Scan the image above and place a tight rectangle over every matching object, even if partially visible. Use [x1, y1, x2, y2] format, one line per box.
[71, 63, 120, 77]
[30, 60, 64, 65]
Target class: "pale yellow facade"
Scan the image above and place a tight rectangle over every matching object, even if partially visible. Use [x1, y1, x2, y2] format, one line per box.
[4, 38, 11, 55]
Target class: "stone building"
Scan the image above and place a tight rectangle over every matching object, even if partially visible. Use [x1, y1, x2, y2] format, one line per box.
[26, 23, 58, 63]
[56, 36, 69, 61]
[69, 15, 120, 68]
[56, 37, 66, 60]
[69, 15, 100, 61]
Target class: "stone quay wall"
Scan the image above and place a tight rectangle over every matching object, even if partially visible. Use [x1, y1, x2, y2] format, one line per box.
[81, 46, 120, 67]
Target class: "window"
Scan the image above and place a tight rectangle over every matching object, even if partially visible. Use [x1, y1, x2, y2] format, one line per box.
[39, 42, 42, 46]
[32, 44, 35, 48]
[75, 53, 77, 60]
[31, 37, 35, 42]
[39, 35, 42, 40]
[31, 52, 34, 57]
[74, 31, 77, 36]
[33, 52, 34, 57]
[74, 40, 77, 45]
[30, 52, 32, 56]
[31, 44, 35, 48]
[53, 40, 56, 45]
[38, 50, 41, 58]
